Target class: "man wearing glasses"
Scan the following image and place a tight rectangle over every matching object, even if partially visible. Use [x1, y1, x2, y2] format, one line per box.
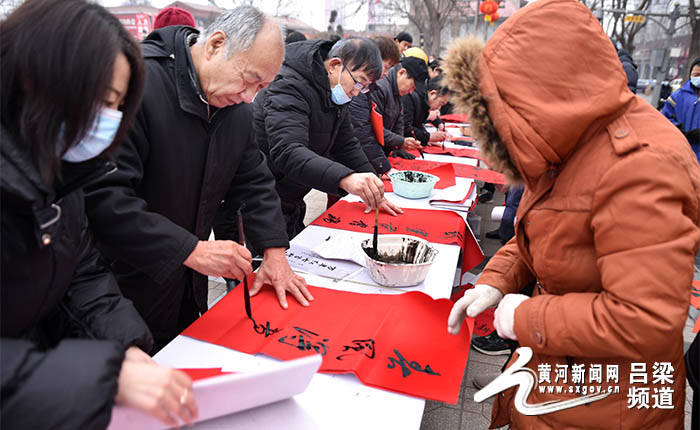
[252, 38, 403, 239]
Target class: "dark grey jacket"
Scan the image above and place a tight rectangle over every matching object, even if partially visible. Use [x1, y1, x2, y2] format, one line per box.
[255, 39, 374, 207]
[1, 127, 152, 429]
[349, 66, 405, 174]
[84, 26, 289, 344]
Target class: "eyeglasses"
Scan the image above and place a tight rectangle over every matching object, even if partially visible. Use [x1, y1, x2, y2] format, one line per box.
[343, 64, 372, 94]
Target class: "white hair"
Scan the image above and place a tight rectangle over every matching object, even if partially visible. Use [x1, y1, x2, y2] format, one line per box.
[198, 5, 283, 57]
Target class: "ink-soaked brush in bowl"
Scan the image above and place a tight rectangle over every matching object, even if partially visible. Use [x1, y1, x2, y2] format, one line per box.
[370, 206, 379, 259]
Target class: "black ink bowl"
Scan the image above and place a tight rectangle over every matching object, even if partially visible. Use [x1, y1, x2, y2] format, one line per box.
[361, 235, 438, 287]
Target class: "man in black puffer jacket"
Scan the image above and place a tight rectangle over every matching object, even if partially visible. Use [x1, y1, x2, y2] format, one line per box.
[349, 57, 428, 174]
[402, 75, 450, 146]
[254, 38, 402, 237]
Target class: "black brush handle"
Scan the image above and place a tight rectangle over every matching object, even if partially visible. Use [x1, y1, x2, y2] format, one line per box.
[236, 207, 253, 320]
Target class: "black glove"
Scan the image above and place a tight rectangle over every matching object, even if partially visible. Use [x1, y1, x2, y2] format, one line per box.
[685, 128, 700, 147]
[390, 148, 416, 160]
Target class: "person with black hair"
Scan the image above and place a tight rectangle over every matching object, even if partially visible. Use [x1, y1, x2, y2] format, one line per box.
[372, 35, 401, 78]
[0, 0, 199, 427]
[402, 75, 450, 146]
[394, 31, 413, 54]
[349, 57, 428, 173]
[662, 57, 700, 164]
[428, 58, 442, 79]
[253, 38, 402, 238]
[285, 29, 307, 44]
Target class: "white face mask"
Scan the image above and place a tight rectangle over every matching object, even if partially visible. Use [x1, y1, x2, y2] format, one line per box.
[62, 107, 122, 162]
[330, 65, 352, 105]
[691, 76, 700, 88]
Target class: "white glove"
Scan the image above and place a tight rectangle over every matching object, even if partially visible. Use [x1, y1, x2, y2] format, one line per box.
[494, 294, 529, 341]
[447, 284, 504, 335]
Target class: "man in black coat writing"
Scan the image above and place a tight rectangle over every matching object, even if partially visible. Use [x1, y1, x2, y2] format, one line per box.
[251, 38, 402, 238]
[85, 6, 311, 352]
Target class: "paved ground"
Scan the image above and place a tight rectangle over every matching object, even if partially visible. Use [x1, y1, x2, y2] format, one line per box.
[207, 186, 698, 429]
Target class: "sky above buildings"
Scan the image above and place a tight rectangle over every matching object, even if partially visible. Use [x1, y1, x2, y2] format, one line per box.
[98, 0, 374, 32]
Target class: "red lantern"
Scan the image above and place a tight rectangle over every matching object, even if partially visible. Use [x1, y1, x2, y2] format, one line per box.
[480, 0, 498, 15]
[490, 12, 500, 22]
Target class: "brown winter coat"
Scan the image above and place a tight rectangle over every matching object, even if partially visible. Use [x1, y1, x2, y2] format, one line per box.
[445, 0, 700, 428]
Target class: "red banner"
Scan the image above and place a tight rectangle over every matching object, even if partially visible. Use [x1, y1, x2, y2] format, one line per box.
[407, 147, 483, 160]
[383, 162, 456, 192]
[182, 281, 474, 404]
[178, 368, 234, 382]
[389, 157, 507, 185]
[440, 113, 469, 123]
[310, 201, 483, 273]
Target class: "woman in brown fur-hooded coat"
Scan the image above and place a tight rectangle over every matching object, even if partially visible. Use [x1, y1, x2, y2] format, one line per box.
[444, 0, 700, 428]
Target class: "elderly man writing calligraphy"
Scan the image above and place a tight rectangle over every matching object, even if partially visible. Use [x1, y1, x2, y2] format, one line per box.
[85, 6, 310, 352]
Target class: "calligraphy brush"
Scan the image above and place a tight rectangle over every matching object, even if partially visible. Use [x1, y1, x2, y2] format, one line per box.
[410, 126, 424, 159]
[372, 206, 380, 258]
[236, 207, 253, 320]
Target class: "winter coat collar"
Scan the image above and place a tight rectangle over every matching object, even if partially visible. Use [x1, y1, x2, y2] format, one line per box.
[679, 80, 700, 97]
[282, 39, 336, 110]
[445, 0, 635, 188]
[0, 126, 51, 205]
[142, 26, 210, 121]
[382, 66, 400, 100]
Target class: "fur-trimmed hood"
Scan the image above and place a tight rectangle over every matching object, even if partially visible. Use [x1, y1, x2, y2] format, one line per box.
[444, 0, 634, 186]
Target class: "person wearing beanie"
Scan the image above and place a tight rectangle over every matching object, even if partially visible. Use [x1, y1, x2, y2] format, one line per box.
[393, 31, 412, 54]
[153, 6, 195, 30]
[662, 57, 700, 163]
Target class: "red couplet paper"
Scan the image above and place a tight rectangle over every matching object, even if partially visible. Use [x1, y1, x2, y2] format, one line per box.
[383, 162, 456, 192]
[178, 368, 234, 382]
[310, 201, 484, 273]
[692, 281, 700, 310]
[453, 164, 507, 185]
[182, 281, 474, 404]
[370, 102, 385, 147]
[389, 157, 507, 185]
[440, 113, 469, 123]
[450, 284, 495, 337]
[425, 146, 483, 160]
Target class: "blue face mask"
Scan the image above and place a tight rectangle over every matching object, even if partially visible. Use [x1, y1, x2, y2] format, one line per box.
[330, 66, 352, 105]
[691, 77, 700, 88]
[62, 107, 122, 162]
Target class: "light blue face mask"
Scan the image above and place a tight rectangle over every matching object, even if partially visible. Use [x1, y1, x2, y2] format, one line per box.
[330, 66, 352, 105]
[62, 107, 122, 162]
[691, 77, 700, 87]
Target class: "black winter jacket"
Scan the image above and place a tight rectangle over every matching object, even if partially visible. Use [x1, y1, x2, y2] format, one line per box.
[254, 39, 374, 208]
[84, 26, 288, 342]
[402, 87, 431, 145]
[349, 66, 404, 174]
[1, 127, 152, 429]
